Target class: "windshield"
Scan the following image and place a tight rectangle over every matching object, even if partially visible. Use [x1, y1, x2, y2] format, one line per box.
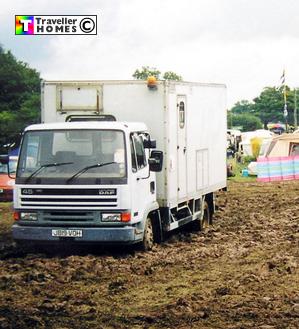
[17, 129, 126, 184]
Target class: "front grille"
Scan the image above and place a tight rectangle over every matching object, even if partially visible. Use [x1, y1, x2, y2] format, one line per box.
[20, 188, 118, 210]
[43, 211, 95, 222]
[21, 198, 117, 202]
[21, 188, 116, 196]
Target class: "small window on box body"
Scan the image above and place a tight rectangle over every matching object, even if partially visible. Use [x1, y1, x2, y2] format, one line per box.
[179, 101, 185, 129]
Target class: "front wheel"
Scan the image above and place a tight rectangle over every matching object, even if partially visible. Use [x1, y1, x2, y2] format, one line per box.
[139, 217, 154, 251]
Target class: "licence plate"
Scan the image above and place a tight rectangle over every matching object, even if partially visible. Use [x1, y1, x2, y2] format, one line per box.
[52, 229, 83, 238]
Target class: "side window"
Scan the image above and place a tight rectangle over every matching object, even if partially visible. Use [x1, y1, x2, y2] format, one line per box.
[130, 133, 147, 171]
[130, 137, 137, 172]
[290, 143, 299, 156]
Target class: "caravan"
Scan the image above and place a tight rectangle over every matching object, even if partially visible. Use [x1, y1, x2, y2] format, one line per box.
[257, 133, 299, 182]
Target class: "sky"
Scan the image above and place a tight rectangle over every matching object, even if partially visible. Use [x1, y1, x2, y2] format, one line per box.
[1, 0, 299, 108]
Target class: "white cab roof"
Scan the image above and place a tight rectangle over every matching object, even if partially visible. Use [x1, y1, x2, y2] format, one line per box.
[25, 121, 148, 133]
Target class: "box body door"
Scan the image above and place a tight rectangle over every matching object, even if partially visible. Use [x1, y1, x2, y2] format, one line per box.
[177, 96, 187, 200]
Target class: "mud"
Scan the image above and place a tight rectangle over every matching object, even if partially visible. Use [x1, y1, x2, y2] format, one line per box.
[0, 181, 299, 329]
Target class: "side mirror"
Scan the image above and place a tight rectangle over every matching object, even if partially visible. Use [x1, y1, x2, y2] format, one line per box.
[0, 155, 9, 164]
[149, 150, 163, 172]
[143, 139, 156, 149]
[0, 155, 14, 178]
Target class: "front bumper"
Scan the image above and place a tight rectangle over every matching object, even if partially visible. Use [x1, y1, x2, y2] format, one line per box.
[12, 224, 142, 244]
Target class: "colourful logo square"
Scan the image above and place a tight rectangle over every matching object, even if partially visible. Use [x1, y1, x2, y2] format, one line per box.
[15, 16, 34, 35]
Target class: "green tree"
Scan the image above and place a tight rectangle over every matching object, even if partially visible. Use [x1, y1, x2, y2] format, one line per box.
[253, 86, 294, 128]
[0, 46, 40, 150]
[132, 66, 161, 80]
[230, 86, 296, 129]
[0, 111, 17, 145]
[231, 100, 255, 115]
[19, 93, 41, 127]
[228, 112, 263, 131]
[133, 66, 183, 81]
[163, 71, 182, 81]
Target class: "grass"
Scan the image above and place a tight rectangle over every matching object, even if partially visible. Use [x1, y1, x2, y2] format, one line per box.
[0, 202, 13, 222]
[227, 156, 257, 183]
[0, 202, 14, 245]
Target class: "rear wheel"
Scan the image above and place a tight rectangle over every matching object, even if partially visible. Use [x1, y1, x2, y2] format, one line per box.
[140, 217, 154, 251]
[202, 201, 211, 229]
[191, 201, 211, 232]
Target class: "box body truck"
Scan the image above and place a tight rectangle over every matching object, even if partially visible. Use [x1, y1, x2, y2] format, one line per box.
[12, 80, 227, 249]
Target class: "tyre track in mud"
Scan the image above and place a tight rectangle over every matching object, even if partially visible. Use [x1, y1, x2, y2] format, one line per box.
[0, 181, 299, 328]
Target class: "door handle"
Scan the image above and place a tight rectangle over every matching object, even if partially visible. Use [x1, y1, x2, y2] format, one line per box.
[150, 181, 155, 194]
[183, 147, 186, 154]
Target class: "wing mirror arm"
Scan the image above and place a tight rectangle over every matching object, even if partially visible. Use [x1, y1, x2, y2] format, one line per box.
[143, 139, 156, 149]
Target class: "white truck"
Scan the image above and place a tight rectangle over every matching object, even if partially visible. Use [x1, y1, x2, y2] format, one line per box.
[10, 79, 227, 250]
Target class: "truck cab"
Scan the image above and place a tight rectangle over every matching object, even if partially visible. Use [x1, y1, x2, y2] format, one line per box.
[12, 120, 163, 250]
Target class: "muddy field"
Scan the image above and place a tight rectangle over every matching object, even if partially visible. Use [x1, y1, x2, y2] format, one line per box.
[0, 181, 299, 329]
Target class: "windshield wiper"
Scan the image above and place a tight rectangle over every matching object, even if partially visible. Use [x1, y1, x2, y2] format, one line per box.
[25, 162, 74, 183]
[66, 162, 116, 184]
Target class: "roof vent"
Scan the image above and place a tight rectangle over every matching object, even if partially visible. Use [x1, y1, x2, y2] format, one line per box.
[66, 114, 116, 122]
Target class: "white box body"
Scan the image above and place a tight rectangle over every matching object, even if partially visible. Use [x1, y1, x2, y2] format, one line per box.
[42, 80, 227, 208]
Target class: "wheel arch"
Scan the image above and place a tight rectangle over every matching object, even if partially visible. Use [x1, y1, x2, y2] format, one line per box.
[139, 201, 163, 243]
[147, 208, 163, 243]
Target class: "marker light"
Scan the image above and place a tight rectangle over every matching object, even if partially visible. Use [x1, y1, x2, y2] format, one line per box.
[13, 212, 20, 221]
[121, 212, 131, 222]
[147, 76, 157, 89]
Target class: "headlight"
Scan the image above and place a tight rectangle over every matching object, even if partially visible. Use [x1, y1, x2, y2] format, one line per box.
[20, 212, 38, 221]
[7, 180, 15, 186]
[101, 213, 121, 222]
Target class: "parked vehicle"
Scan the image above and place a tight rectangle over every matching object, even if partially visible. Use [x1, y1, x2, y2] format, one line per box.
[238, 129, 274, 157]
[257, 133, 299, 182]
[4, 80, 227, 250]
[0, 156, 17, 202]
[227, 129, 241, 157]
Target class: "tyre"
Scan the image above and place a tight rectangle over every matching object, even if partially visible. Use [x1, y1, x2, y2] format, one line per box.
[190, 201, 211, 232]
[202, 201, 211, 229]
[140, 217, 154, 251]
[190, 215, 203, 232]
